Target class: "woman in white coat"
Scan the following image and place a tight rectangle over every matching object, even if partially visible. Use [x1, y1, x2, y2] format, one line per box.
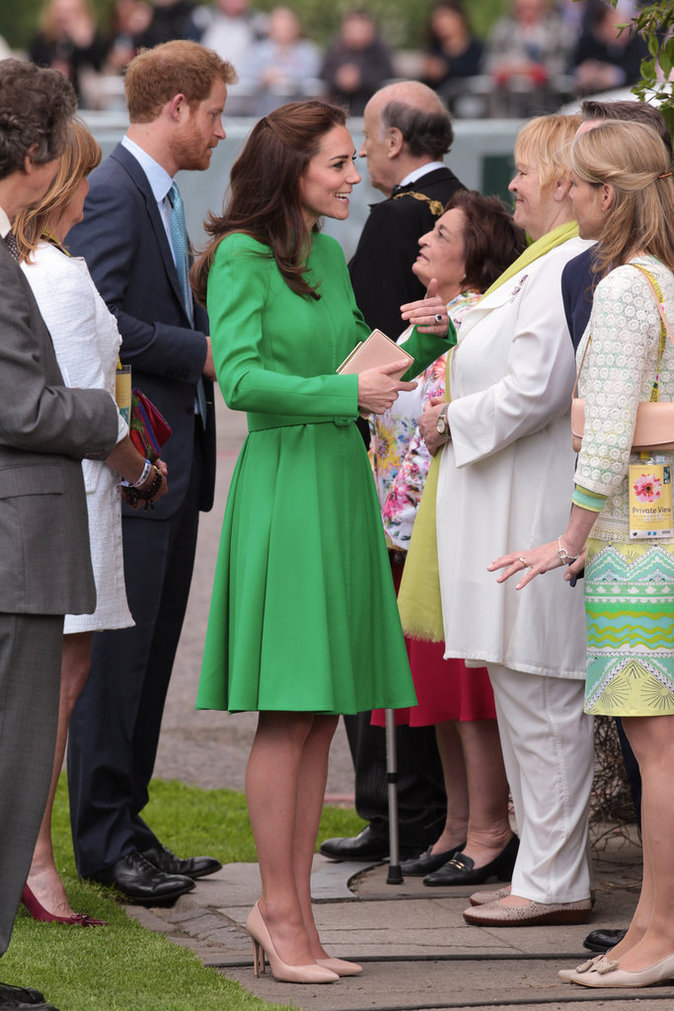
[15, 119, 167, 924]
[419, 114, 596, 926]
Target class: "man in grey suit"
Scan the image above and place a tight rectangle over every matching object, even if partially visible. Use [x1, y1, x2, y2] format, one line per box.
[0, 60, 119, 1011]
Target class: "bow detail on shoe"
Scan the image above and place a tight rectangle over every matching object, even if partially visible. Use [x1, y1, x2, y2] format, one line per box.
[575, 957, 600, 973]
[596, 959, 620, 974]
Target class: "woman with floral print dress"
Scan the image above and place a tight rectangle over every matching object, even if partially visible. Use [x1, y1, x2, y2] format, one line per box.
[370, 191, 527, 885]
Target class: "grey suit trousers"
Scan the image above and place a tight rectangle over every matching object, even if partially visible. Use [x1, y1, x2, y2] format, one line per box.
[0, 613, 63, 956]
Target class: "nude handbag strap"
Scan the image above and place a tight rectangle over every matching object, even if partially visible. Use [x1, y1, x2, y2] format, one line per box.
[572, 262, 674, 401]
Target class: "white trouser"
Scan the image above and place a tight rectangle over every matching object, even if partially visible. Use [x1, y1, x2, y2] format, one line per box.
[487, 663, 594, 904]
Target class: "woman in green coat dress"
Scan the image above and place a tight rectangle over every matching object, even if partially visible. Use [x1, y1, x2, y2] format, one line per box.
[192, 101, 454, 984]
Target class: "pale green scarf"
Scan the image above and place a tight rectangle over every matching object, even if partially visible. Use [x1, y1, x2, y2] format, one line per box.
[398, 221, 579, 641]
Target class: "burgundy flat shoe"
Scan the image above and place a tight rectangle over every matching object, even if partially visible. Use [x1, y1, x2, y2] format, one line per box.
[22, 885, 108, 926]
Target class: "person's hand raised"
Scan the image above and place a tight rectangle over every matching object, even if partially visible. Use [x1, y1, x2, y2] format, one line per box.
[399, 279, 449, 335]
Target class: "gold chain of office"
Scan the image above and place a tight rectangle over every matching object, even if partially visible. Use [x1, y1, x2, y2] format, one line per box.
[392, 191, 445, 217]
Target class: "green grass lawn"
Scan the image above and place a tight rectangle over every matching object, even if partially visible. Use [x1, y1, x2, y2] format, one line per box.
[2, 777, 365, 1011]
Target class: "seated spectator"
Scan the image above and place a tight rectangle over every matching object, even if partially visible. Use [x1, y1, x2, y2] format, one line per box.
[104, 0, 152, 75]
[572, 0, 647, 95]
[485, 0, 571, 114]
[558, 0, 588, 40]
[191, 0, 267, 112]
[133, 0, 200, 49]
[192, 0, 266, 69]
[320, 9, 394, 116]
[29, 0, 110, 104]
[422, 1, 484, 97]
[243, 6, 322, 115]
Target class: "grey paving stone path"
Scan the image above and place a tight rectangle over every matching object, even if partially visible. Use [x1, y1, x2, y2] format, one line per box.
[128, 835, 667, 1011]
[143, 394, 666, 1010]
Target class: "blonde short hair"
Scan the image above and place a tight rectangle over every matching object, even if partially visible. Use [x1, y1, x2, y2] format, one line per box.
[514, 113, 582, 193]
[570, 119, 674, 274]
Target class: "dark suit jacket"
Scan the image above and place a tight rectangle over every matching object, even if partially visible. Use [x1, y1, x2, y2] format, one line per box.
[561, 245, 598, 350]
[348, 166, 465, 340]
[67, 142, 216, 519]
[0, 239, 118, 614]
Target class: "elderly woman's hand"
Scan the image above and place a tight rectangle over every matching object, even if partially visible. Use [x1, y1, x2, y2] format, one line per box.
[358, 360, 417, 415]
[399, 278, 450, 335]
[419, 396, 449, 456]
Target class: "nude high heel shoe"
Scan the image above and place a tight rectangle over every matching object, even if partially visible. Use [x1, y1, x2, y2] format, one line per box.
[245, 902, 339, 984]
[316, 956, 363, 976]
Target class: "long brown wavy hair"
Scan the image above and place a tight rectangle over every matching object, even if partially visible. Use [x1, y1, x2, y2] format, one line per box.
[191, 100, 347, 305]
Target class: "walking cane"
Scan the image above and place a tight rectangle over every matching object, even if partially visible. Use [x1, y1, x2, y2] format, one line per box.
[385, 708, 403, 884]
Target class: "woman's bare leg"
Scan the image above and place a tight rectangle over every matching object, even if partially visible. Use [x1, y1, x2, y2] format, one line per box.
[292, 714, 339, 958]
[603, 714, 674, 969]
[456, 719, 512, 867]
[246, 710, 318, 966]
[430, 720, 469, 853]
[26, 632, 93, 916]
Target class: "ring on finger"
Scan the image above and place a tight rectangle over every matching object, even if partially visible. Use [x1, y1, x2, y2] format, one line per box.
[434, 313, 443, 324]
[518, 556, 527, 568]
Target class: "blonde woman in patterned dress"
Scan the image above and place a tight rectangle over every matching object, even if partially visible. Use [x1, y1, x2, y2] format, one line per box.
[492, 120, 674, 989]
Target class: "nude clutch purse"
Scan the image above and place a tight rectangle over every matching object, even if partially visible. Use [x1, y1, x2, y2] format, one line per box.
[337, 328, 414, 419]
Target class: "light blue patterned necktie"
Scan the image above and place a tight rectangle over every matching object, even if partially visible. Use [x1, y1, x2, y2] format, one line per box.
[168, 182, 194, 325]
[169, 182, 207, 428]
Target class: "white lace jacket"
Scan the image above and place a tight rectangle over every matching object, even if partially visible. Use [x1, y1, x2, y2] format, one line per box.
[576, 255, 674, 541]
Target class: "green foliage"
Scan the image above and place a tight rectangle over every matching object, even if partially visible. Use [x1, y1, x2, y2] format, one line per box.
[0, 775, 363, 1010]
[611, 0, 674, 143]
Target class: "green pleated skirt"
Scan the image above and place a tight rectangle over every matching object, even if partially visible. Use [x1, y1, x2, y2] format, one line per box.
[197, 419, 417, 714]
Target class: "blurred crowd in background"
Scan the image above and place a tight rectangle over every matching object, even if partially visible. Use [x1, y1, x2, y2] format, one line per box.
[0, 0, 651, 118]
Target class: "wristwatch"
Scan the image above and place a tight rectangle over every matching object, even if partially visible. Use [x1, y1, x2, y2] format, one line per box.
[436, 405, 450, 437]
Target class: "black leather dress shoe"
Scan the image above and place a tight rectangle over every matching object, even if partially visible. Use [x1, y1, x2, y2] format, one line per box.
[583, 927, 627, 952]
[424, 834, 519, 886]
[319, 825, 420, 861]
[0, 982, 58, 1010]
[319, 826, 389, 861]
[142, 843, 222, 880]
[0, 983, 45, 1006]
[86, 851, 195, 906]
[400, 841, 466, 877]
